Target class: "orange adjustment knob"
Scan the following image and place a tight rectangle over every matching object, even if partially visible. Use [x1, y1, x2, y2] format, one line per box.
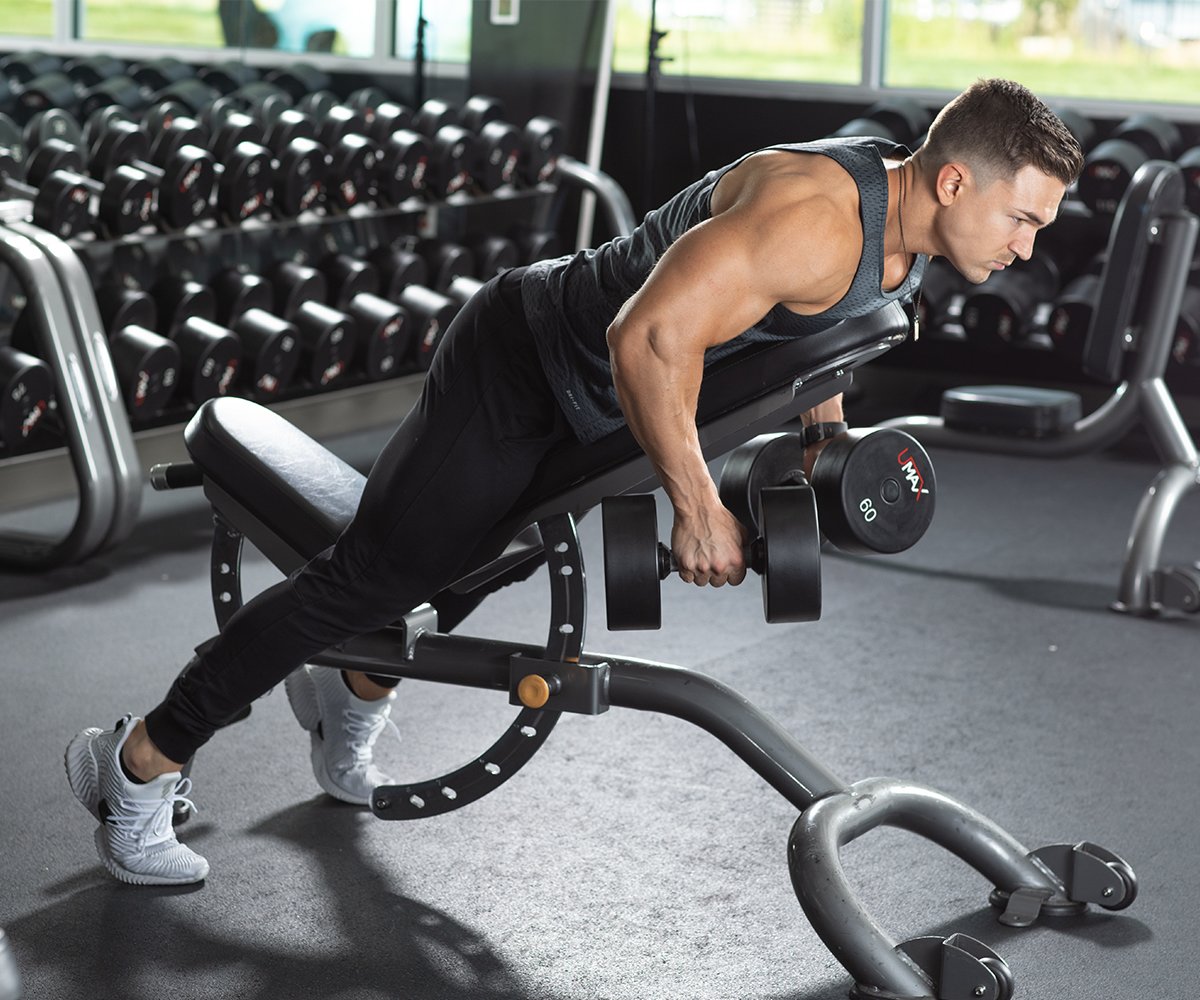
[517, 674, 552, 708]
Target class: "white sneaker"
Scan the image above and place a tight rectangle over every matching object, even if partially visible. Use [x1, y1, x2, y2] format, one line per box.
[64, 715, 209, 886]
[285, 665, 397, 805]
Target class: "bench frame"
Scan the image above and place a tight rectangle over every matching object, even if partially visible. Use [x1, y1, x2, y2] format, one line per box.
[178, 306, 1134, 1000]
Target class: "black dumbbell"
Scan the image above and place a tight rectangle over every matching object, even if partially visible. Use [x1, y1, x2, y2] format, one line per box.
[446, 274, 484, 310]
[368, 245, 460, 370]
[913, 256, 970, 342]
[448, 95, 524, 193]
[412, 99, 476, 198]
[264, 63, 332, 103]
[473, 234, 520, 278]
[0, 341, 54, 452]
[515, 228, 565, 265]
[265, 261, 357, 388]
[145, 278, 245, 404]
[1178, 146, 1200, 216]
[22, 136, 155, 238]
[415, 239, 476, 292]
[1078, 113, 1183, 215]
[93, 285, 182, 418]
[520, 115, 566, 186]
[602, 489, 821, 630]
[0, 146, 91, 238]
[1169, 284, 1200, 368]
[209, 270, 301, 400]
[344, 292, 414, 380]
[89, 116, 215, 230]
[1047, 255, 1106, 364]
[720, 428, 936, 556]
[317, 252, 380, 310]
[21, 106, 84, 160]
[128, 56, 194, 94]
[960, 252, 1060, 347]
[153, 115, 274, 225]
[0, 51, 63, 87]
[832, 98, 930, 145]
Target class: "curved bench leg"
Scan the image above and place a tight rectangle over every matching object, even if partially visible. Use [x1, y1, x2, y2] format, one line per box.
[787, 777, 1075, 999]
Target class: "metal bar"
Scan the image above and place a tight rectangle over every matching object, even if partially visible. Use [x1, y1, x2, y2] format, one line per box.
[0, 225, 116, 569]
[576, 0, 619, 250]
[789, 777, 1065, 996]
[555, 156, 637, 239]
[9, 222, 143, 552]
[1114, 462, 1200, 614]
[605, 659, 848, 808]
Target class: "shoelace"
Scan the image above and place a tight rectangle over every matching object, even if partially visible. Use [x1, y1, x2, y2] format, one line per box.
[109, 777, 198, 848]
[340, 707, 402, 770]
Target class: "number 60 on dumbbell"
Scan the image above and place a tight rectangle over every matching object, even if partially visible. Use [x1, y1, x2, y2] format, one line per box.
[602, 428, 936, 630]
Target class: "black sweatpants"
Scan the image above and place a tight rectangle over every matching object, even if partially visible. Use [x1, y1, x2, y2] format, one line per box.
[144, 267, 576, 764]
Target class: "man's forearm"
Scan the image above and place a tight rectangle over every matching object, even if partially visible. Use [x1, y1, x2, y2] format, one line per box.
[610, 341, 718, 516]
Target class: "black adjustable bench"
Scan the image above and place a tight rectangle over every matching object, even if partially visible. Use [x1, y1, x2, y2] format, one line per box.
[166, 301, 1136, 1000]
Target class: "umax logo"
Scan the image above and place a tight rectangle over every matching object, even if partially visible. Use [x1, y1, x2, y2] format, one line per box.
[896, 447, 929, 499]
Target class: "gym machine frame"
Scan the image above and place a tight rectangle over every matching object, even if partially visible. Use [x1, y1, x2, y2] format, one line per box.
[0, 205, 141, 569]
[881, 161, 1200, 616]
[165, 299, 1136, 1000]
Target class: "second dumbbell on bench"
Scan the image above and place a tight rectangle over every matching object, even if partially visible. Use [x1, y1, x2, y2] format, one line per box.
[602, 488, 822, 630]
[719, 427, 936, 556]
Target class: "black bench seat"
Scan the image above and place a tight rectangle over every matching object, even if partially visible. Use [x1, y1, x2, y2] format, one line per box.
[184, 302, 909, 588]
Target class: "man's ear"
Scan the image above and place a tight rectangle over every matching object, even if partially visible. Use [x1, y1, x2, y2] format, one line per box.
[936, 162, 969, 206]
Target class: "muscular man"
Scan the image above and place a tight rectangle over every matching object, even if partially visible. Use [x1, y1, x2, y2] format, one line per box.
[65, 78, 1082, 885]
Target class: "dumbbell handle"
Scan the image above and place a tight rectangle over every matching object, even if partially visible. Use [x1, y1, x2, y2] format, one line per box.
[654, 538, 765, 580]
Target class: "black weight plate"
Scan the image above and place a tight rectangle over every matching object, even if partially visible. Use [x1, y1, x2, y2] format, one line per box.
[0, 112, 25, 164]
[295, 90, 338, 121]
[294, 301, 355, 387]
[427, 125, 473, 198]
[23, 108, 83, 151]
[476, 119, 522, 191]
[34, 172, 91, 239]
[757, 485, 821, 623]
[400, 285, 458, 370]
[602, 494, 664, 631]
[520, 115, 564, 185]
[377, 129, 430, 203]
[810, 428, 936, 554]
[215, 141, 273, 223]
[718, 432, 809, 533]
[97, 164, 155, 237]
[326, 134, 378, 209]
[157, 147, 216, 229]
[273, 136, 326, 217]
[232, 308, 299, 399]
[173, 316, 242, 402]
[460, 94, 505, 134]
[0, 346, 54, 451]
[109, 325, 181, 417]
[348, 293, 411, 379]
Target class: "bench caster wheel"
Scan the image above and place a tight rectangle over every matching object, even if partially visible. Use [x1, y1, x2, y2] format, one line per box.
[1098, 857, 1138, 911]
[879, 933, 1013, 1000]
[979, 956, 1015, 1000]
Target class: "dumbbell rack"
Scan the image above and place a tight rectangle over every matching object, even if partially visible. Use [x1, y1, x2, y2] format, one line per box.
[881, 161, 1200, 616]
[0, 155, 632, 571]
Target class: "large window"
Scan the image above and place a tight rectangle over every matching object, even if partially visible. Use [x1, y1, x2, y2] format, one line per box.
[0, 0, 54, 37]
[395, 0, 472, 64]
[613, 0, 865, 85]
[886, 0, 1200, 103]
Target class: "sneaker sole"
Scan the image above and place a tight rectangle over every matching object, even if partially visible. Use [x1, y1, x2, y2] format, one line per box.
[92, 828, 209, 886]
[64, 728, 104, 820]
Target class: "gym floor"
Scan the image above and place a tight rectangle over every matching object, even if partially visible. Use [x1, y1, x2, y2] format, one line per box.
[0, 419, 1196, 1000]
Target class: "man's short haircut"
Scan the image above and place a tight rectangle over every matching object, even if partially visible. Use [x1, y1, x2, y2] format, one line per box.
[919, 78, 1083, 187]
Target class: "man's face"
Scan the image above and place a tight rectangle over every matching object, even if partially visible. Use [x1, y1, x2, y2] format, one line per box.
[936, 164, 1067, 284]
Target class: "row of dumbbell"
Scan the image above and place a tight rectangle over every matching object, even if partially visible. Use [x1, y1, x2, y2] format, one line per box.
[0, 54, 564, 238]
[0, 226, 563, 451]
[916, 252, 1200, 367]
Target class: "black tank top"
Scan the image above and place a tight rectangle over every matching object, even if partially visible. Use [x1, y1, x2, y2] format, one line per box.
[520, 135, 926, 443]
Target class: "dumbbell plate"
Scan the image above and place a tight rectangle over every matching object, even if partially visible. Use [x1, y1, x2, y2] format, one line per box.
[719, 432, 808, 533]
[810, 428, 936, 554]
[0, 347, 54, 450]
[602, 494, 664, 631]
[757, 486, 821, 623]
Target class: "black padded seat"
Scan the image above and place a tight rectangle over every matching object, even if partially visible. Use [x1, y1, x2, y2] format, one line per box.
[185, 302, 909, 581]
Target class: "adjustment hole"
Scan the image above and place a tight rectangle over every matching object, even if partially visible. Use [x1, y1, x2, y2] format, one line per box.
[554, 542, 569, 553]
[558, 623, 574, 635]
[219, 562, 231, 574]
[484, 762, 501, 775]
[520, 726, 537, 737]
[559, 565, 574, 576]
[219, 592, 232, 603]
[409, 794, 425, 809]
[441, 786, 457, 800]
